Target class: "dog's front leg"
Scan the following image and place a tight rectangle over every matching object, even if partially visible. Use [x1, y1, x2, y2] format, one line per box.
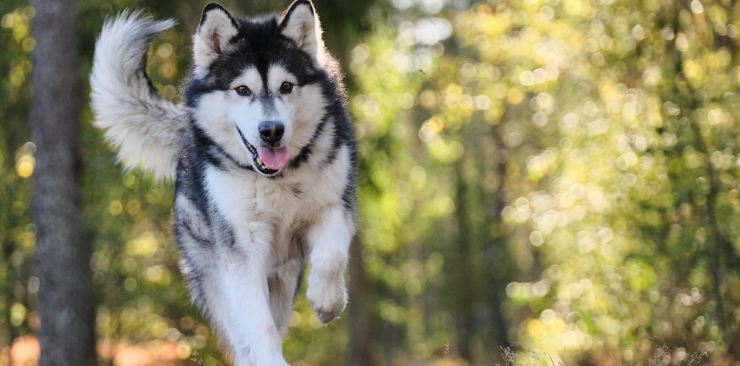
[218, 248, 289, 366]
[306, 206, 354, 324]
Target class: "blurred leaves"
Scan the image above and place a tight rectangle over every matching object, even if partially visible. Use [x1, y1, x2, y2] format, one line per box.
[350, 0, 740, 364]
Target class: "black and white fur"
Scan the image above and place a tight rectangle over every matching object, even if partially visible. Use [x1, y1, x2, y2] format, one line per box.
[90, 2, 357, 365]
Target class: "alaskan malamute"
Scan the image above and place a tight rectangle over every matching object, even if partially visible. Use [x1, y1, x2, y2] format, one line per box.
[90, 1, 357, 364]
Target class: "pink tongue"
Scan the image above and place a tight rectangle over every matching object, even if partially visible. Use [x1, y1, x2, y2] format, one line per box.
[256, 146, 290, 170]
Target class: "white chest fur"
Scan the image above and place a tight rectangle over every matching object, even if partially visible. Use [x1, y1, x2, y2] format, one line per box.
[203, 144, 352, 265]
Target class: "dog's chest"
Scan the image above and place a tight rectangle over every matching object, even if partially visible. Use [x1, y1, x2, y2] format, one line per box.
[204, 167, 323, 252]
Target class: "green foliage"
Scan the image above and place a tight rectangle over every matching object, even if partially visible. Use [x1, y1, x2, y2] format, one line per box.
[0, 0, 37, 350]
[349, 0, 740, 364]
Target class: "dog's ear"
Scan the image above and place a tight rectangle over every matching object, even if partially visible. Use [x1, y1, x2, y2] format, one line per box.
[193, 3, 238, 69]
[279, 0, 323, 59]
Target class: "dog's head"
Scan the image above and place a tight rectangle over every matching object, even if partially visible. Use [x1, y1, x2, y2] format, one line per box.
[185, 1, 328, 176]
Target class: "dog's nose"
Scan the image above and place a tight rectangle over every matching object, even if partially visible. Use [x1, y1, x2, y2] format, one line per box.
[258, 121, 284, 143]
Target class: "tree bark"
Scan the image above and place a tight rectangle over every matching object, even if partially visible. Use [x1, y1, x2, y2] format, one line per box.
[30, 0, 96, 364]
[348, 237, 373, 366]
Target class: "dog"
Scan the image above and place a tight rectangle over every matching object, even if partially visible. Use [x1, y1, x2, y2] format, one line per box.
[90, 1, 357, 364]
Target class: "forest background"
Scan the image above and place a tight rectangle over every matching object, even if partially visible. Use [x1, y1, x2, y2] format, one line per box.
[2, 0, 740, 364]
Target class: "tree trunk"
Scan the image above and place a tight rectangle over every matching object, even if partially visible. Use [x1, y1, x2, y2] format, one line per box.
[486, 118, 510, 349]
[30, 0, 96, 364]
[453, 161, 475, 361]
[348, 237, 373, 366]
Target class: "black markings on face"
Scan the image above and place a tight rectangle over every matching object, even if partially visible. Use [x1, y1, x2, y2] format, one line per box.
[289, 119, 326, 170]
[186, 17, 320, 100]
[260, 92, 277, 115]
[183, 10, 357, 186]
[185, 15, 324, 129]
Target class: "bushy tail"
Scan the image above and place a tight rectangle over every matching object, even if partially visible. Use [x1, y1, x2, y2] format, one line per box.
[90, 11, 186, 180]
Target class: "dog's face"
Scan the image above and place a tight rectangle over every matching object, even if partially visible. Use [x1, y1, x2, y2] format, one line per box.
[185, 1, 326, 176]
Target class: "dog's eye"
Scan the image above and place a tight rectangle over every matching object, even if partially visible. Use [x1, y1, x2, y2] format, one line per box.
[235, 85, 251, 96]
[280, 82, 293, 94]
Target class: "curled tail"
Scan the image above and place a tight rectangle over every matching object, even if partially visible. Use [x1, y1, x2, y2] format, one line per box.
[90, 11, 186, 180]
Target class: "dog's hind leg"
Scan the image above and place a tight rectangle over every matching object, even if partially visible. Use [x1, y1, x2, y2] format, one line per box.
[211, 251, 289, 366]
[178, 218, 288, 366]
[268, 258, 305, 334]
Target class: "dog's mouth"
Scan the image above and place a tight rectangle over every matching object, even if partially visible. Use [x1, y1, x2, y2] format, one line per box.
[237, 128, 290, 175]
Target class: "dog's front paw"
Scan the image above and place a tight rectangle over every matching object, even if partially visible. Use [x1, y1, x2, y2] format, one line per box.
[306, 273, 347, 324]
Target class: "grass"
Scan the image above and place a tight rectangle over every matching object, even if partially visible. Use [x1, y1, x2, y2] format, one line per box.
[495, 344, 709, 366]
